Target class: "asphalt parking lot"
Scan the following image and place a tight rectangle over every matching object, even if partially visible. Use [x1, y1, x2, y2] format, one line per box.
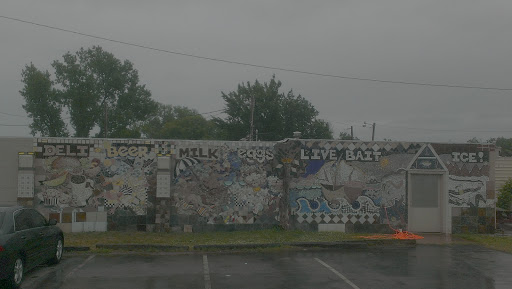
[20, 244, 512, 289]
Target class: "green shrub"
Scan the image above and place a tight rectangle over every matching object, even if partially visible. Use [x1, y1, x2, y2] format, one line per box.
[497, 179, 512, 210]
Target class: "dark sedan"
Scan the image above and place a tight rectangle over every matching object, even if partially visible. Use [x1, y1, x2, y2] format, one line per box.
[0, 206, 64, 288]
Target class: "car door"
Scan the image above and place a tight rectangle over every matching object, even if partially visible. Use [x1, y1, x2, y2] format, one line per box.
[13, 209, 43, 270]
[28, 209, 54, 261]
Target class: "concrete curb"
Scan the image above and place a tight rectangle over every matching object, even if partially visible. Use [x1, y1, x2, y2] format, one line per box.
[194, 243, 281, 250]
[90, 239, 416, 252]
[64, 246, 90, 252]
[287, 239, 416, 248]
[96, 244, 190, 251]
[363, 239, 417, 246]
[286, 241, 369, 248]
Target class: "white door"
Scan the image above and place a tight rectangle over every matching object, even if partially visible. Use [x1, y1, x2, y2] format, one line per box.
[408, 174, 442, 232]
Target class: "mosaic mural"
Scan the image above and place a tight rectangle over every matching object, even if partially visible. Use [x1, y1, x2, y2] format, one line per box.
[17, 138, 496, 233]
[433, 143, 494, 208]
[33, 140, 157, 221]
[287, 140, 421, 229]
[163, 141, 282, 227]
[448, 175, 488, 207]
[288, 141, 495, 232]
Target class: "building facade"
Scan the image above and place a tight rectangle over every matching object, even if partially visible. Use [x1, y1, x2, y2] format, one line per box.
[0, 137, 497, 234]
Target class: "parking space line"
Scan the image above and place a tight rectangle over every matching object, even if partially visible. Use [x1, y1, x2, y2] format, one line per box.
[314, 258, 361, 289]
[203, 254, 212, 289]
[65, 255, 96, 279]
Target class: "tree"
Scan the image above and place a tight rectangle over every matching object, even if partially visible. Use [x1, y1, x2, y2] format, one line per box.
[54, 46, 157, 138]
[303, 119, 333, 139]
[497, 179, 512, 210]
[489, 137, 512, 157]
[214, 76, 332, 141]
[142, 104, 218, 140]
[22, 46, 157, 138]
[339, 131, 354, 140]
[467, 137, 512, 156]
[467, 137, 482, 144]
[20, 63, 68, 137]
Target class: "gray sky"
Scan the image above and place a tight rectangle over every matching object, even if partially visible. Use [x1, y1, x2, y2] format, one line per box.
[1, 0, 512, 142]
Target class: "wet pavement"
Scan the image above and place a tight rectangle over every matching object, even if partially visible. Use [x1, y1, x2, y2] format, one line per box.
[20, 244, 512, 289]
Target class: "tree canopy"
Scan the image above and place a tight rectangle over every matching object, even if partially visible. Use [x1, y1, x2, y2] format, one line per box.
[491, 137, 512, 157]
[142, 104, 218, 140]
[21, 46, 157, 138]
[339, 131, 357, 140]
[467, 136, 512, 156]
[21, 50, 334, 141]
[498, 179, 512, 210]
[214, 76, 332, 141]
[20, 64, 68, 137]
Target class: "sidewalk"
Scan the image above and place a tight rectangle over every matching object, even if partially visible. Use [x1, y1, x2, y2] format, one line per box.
[415, 233, 457, 245]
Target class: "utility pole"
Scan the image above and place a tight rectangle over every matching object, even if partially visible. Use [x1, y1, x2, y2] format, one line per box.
[104, 101, 108, 138]
[372, 122, 376, 141]
[350, 126, 354, 139]
[249, 94, 255, 141]
[364, 122, 376, 141]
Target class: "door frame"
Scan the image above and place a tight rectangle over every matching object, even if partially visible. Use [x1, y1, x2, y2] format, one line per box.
[407, 171, 449, 233]
[406, 144, 451, 234]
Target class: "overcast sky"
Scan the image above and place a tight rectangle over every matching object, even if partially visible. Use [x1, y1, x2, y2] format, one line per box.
[1, 0, 512, 142]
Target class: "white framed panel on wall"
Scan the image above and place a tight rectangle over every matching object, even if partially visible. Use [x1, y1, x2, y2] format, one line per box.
[156, 173, 171, 198]
[18, 173, 34, 198]
[18, 154, 34, 168]
[157, 156, 171, 170]
[18, 154, 35, 198]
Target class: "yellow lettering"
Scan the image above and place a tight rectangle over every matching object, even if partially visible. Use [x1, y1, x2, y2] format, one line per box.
[118, 147, 128, 157]
[138, 147, 148, 157]
[107, 147, 118, 157]
[128, 146, 138, 157]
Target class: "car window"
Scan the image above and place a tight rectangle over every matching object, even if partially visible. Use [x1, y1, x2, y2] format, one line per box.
[29, 209, 47, 228]
[0, 212, 5, 232]
[14, 210, 32, 231]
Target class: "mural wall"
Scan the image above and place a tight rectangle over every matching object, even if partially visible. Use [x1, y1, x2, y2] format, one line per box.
[432, 143, 496, 233]
[285, 140, 421, 232]
[17, 138, 496, 233]
[284, 141, 496, 233]
[31, 139, 157, 232]
[159, 141, 281, 231]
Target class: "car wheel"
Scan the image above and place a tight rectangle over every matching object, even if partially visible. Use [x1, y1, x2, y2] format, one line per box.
[6, 256, 24, 288]
[48, 237, 63, 265]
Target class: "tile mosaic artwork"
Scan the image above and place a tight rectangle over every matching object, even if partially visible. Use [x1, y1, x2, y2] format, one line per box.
[169, 141, 281, 226]
[19, 138, 496, 233]
[32, 139, 157, 232]
[284, 140, 495, 232]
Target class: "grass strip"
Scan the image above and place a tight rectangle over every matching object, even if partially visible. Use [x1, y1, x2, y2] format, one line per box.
[455, 234, 512, 254]
[64, 229, 360, 253]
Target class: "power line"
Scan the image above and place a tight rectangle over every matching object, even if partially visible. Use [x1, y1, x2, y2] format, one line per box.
[0, 123, 29, 127]
[199, 109, 225, 115]
[207, 112, 226, 119]
[0, 110, 72, 120]
[377, 123, 512, 133]
[0, 111, 27, 118]
[2, 15, 512, 91]
[326, 118, 512, 134]
[326, 120, 358, 126]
